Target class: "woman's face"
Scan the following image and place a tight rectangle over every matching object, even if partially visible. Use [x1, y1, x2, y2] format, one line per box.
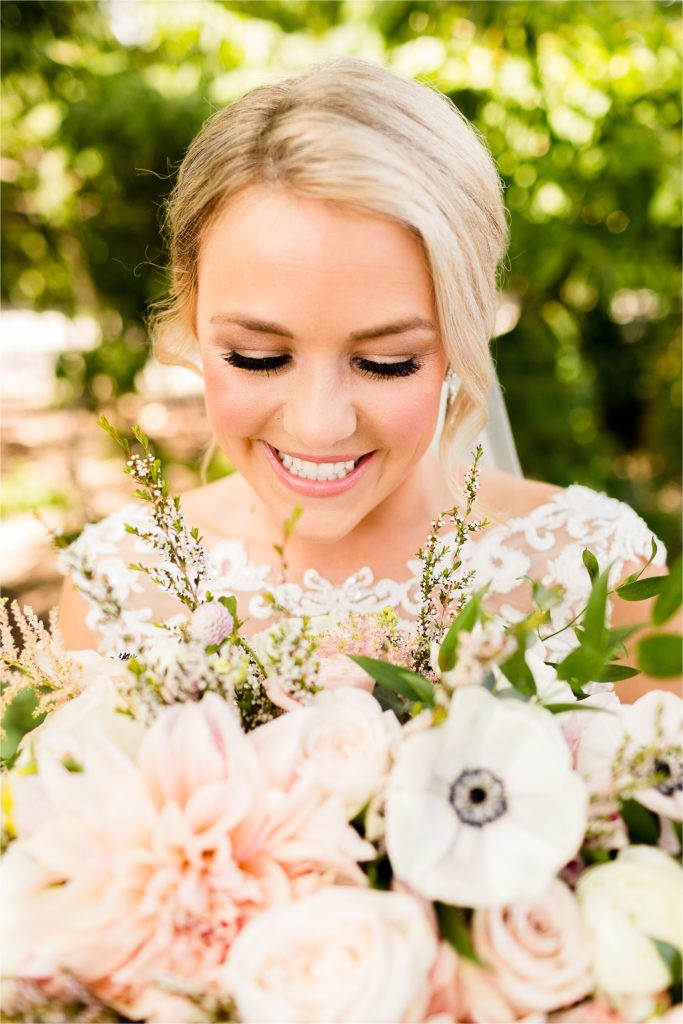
[195, 186, 448, 544]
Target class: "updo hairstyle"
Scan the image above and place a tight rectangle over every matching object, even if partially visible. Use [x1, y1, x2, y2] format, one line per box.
[150, 56, 508, 481]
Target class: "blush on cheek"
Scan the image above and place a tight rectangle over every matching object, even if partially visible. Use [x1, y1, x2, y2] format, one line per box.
[374, 380, 443, 457]
[202, 368, 270, 450]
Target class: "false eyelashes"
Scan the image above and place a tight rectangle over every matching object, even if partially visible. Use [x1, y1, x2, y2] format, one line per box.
[222, 350, 423, 380]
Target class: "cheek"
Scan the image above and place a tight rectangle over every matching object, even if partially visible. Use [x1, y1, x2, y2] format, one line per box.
[202, 363, 272, 444]
[371, 376, 443, 453]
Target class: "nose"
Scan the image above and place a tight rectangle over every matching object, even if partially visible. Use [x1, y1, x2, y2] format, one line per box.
[281, 369, 357, 452]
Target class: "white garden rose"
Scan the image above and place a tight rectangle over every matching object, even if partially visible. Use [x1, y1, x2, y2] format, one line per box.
[577, 846, 683, 1004]
[385, 686, 587, 908]
[224, 887, 438, 1023]
[472, 878, 594, 1014]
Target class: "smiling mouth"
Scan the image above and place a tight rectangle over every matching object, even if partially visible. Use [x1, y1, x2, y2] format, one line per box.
[268, 445, 370, 482]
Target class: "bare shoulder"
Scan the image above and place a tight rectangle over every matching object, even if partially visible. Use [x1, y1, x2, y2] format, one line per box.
[474, 466, 562, 522]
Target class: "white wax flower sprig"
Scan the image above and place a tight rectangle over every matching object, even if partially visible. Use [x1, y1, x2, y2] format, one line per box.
[98, 416, 208, 611]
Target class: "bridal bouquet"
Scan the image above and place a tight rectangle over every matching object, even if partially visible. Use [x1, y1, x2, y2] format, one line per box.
[1, 424, 681, 1024]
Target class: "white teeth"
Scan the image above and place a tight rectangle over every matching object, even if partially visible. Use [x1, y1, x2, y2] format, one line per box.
[274, 448, 362, 482]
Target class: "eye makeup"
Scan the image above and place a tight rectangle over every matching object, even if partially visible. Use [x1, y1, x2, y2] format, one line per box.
[222, 350, 423, 380]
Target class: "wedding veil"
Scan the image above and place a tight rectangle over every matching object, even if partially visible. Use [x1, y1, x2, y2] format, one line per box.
[430, 362, 523, 477]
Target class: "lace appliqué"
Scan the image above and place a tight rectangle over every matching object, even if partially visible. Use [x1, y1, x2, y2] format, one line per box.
[61, 485, 665, 659]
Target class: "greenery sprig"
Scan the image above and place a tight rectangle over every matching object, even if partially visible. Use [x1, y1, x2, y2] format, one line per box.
[98, 416, 207, 611]
[412, 446, 488, 675]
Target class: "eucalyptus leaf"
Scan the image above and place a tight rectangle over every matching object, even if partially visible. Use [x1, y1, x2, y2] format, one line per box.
[637, 634, 683, 678]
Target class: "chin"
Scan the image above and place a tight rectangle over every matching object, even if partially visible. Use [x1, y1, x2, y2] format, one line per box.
[277, 505, 362, 547]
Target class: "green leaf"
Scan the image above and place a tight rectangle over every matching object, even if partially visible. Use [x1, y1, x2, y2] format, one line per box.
[620, 798, 660, 845]
[499, 645, 536, 696]
[637, 634, 683, 678]
[350, 656, 434, 707]
[580, 844, 612, 865]
[438, 588, 488, 672]
[543, 702, 605, 714]
[582, 549, 600, 582]
[652, 939, 682, 985]
[653, 557, 682, 627]
[595, 663, 640, 682]
[521, 577, 564, 611]
[372, 683, 408, 716]
[435, 904, 484, 966]
[284, 505, 303, 539]
[218, 595, 237, 617]
[616, 576, 668, 601]
[605, 624, 641, 647]
[556, 644, 607, 688]
[583, 568, 610, 647]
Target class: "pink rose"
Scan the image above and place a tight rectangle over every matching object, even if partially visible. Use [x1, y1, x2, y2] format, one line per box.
[458, 959, 521, 1023]
[317, 653, 375, 692]
[472, 878, 594, 1015]
[550, 1000, 624, 1022]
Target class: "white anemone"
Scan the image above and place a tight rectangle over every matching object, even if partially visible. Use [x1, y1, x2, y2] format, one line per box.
[385, 686, 587, 908]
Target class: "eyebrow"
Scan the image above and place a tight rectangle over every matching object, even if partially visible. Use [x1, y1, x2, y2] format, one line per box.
[208, 313, 436, 341]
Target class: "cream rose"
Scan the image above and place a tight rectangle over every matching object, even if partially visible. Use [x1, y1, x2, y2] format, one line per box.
[252, 686, 400, 817]
[577, 846, 683, 1003]
[224, 886, 438, 1023]
[472, 878, 594, 1014]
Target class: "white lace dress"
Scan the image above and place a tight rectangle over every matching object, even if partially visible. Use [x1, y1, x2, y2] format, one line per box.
[60, 485, 665, 661]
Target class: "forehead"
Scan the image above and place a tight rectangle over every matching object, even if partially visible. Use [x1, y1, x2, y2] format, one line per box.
[196, 186, 435, 321]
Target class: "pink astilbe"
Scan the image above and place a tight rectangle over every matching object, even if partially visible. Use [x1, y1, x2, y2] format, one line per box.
[0, 599, 87, 732]
[2, 693, 372, 1022]
[316, 607, 412, 666]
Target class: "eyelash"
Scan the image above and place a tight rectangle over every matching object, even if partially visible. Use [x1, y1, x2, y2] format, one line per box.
[222, 351, 422, 380]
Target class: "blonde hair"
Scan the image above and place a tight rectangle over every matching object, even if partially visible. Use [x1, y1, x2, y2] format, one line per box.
[150, 56, 508, 483]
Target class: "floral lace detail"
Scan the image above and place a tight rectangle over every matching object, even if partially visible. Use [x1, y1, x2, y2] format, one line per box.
[60, 485, 665, 660]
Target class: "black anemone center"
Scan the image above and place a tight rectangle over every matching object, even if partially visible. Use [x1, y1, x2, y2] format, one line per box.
[653, 756, 683, 797]
[449, 767, 508, 828]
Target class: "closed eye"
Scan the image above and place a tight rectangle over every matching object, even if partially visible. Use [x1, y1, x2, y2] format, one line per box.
[355, 356, 422, 380]
[222, 351, 290, 375]
[223, 350, 423, 380]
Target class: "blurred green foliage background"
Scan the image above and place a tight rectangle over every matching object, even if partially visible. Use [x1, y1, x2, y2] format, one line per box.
[2, 0, 681, 554]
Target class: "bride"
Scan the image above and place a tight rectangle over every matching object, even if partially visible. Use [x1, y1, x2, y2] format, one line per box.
[58, 56, 669, 702]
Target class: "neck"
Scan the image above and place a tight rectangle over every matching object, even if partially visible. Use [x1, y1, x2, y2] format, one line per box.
[265, 449, 460, 575]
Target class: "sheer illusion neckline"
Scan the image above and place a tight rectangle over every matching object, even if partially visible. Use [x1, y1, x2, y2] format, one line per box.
[61, 483, 665, 659]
